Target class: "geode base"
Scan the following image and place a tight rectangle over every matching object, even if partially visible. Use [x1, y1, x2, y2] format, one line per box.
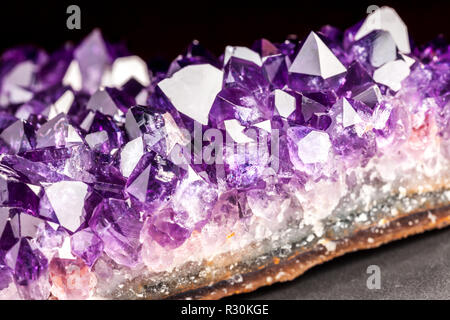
[102, 188, 450, 300]
[173, 204, 450, 300]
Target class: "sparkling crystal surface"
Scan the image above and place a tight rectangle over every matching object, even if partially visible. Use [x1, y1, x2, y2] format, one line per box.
[0, 6, 448, 299]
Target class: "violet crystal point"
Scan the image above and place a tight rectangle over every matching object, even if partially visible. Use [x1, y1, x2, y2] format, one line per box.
[0, 6, 449, 299]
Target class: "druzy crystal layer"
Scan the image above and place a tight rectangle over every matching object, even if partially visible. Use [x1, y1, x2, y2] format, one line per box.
[0, 7, 449, 299]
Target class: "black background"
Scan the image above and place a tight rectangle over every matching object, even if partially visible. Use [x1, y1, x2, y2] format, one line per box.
[0, 0, 448, 64]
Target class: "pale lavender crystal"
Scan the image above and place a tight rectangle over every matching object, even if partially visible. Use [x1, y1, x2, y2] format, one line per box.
[143, 206, 191, 249]
[89, 198, 142, 267]
[287, 126, 332, 178]
[71, 228, 104, 267]
[210, 189, 244, 229]
[35, 222, 67, 251]
[74, 29, 111, 94]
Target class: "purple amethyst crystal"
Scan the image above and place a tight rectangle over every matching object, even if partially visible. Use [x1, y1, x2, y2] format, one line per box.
[126, 151, 186, 208]
[0, 167, 41, 215]
[143, 206, 191, 249]
[4, 238, 49, 299]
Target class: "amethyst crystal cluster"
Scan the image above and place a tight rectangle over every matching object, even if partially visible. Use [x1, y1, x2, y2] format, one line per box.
[0, 7, 449, 299]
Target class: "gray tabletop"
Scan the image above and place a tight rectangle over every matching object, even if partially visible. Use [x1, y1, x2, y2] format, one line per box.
[235, 227, 450, 300]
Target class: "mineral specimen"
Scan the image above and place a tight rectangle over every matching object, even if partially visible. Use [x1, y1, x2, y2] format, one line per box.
[0, 6, 448, 299]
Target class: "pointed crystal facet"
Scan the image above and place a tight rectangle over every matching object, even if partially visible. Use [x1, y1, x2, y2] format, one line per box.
[262, 54, 289, 88]
[120, 137, 145, 178]
[342, 97, 364, 128]
[289, 32, 347, 79]
[0, 120, 35, 154]
[352, 84, 382, 108]
[86, 87, 134, 117]
[224, 46, 262, 67]
[74, 29, 111, 93]
[273, 89, 296, 118]
[0, 168, 41, 215]
[158, 64, 223, 125]
[62, 60, 83, 91]
[0, 61, 36, 106]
